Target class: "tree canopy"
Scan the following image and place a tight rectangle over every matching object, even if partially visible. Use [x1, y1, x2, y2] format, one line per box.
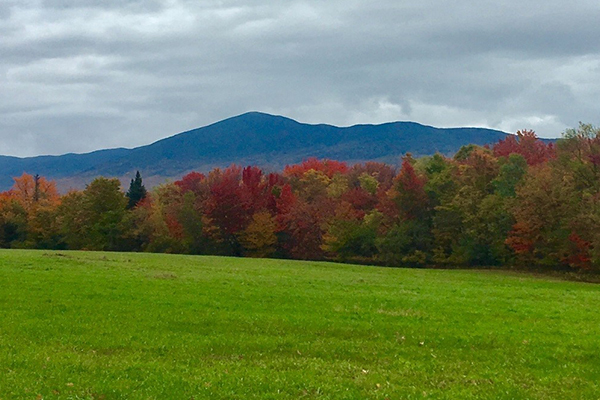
[2, 127, 598, 272]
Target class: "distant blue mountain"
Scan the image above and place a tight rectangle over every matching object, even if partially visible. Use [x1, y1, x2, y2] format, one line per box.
[0, 112, 511, 191]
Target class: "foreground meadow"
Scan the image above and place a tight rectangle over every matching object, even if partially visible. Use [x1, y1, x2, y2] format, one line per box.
[0, 250, 599, 399]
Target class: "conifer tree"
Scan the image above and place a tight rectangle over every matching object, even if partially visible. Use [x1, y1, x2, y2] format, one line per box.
[126, 171, 147, 209]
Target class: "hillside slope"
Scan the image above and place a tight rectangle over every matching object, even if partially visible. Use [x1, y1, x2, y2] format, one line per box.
[0, 112, 509, 190]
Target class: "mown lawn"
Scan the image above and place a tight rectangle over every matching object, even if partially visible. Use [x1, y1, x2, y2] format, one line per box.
[0, 250, 599, 399]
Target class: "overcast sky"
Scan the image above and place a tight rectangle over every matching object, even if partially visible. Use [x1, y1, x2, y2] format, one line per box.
[1, 0, 599, 157]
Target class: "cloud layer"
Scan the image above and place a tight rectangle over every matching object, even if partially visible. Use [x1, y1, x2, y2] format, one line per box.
[2, 0, 599, 156]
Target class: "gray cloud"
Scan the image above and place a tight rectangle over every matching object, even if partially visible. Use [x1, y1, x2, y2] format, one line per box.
[1, 0, 599, 156]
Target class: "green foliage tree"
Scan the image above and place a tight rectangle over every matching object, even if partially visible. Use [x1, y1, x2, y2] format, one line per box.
[58, 178, 127, 250]
[57, 191, 87, 250]
[26, 204, 64, 249]
[377, 219, 431, 267]
[358, 173, 379, 195]
[493, 154, 528, 198]
[178, 191, 206, 254]
[322, 210, 381, 262]
[84, 178, 128, 250]
[0, 198, 28, 248]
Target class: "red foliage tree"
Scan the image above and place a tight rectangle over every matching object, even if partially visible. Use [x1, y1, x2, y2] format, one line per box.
[265, 173, 284, 212]
[283, 158, 349, 179]
[348, 162, 396, 192]
[175, 172, 206, 194]
[341, 187, 376, 218]
[493, 130, 555, 165]
[277, 199, 334, 260]
[565, 232, 592, 270]
[505, 220, 535, 255]
[239, 166, 268, 214]
[205, 165, 247, 236]
[275, 183, 296, 224]
[392, 156, 429, 220]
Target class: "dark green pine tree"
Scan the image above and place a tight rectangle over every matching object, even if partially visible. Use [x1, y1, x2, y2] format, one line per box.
[126, 171, 147, 209]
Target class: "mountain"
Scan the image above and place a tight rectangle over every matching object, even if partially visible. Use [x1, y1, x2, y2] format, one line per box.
[0, 111, 511, 191]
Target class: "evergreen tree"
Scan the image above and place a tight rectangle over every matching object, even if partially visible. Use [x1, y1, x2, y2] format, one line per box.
[126, 171, 147, 209]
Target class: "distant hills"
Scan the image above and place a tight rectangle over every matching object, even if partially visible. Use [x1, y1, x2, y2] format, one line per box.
[0, 112, 512, 191]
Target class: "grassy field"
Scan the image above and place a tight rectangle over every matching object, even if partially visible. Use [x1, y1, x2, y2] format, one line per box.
[0, 250, 599, 399]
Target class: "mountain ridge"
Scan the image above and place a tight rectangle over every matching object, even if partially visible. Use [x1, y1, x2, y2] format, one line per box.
[0, 112, 513, 191]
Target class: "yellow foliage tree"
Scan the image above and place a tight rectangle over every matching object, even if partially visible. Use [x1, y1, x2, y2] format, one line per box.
[238, 211, 277, 258]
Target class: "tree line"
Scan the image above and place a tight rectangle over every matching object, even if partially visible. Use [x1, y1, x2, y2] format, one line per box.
[1, 124, 599, 272]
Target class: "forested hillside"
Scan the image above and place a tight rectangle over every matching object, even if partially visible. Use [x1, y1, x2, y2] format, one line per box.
[0, 112, 509, 191]
[1, 125, 597, 271]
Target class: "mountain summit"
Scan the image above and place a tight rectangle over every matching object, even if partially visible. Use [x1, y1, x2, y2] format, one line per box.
[0, 112, 509, 190]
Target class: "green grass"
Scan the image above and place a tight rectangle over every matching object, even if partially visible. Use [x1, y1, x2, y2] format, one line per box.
[0, 250, 599, 399]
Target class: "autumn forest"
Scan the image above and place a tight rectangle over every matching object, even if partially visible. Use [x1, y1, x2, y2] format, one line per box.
[2, 124, 600, 272]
